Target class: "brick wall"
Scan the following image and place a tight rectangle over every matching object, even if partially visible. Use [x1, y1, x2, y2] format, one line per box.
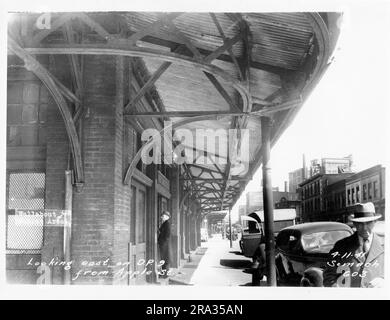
[7, 54, 171, 285]
[69, 55, 140, 285]
[6, 56, 72, 284]
[41, 80, 69, 284]
[41, 55, 73, 284]
[112, 57, 131, 284]
[71, 55, 118, 284]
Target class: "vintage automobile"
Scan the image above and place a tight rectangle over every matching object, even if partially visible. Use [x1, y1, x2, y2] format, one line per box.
[239, 214, 263, 259]
[275, 222, 354, 286]
[240, 209, 296, 258]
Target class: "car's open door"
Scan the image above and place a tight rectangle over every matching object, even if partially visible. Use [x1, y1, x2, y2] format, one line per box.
[240, 216, 263, 258]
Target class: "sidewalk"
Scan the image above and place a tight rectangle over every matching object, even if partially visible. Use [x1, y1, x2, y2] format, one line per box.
[167, 247, 208, 285]
[168, 234, 256, 286]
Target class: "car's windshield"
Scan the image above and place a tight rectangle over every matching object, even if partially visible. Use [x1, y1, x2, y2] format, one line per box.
[301, 230, 351, 254]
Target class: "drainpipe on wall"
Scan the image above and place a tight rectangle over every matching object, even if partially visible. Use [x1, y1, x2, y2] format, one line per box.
[64, 170, 73, 284]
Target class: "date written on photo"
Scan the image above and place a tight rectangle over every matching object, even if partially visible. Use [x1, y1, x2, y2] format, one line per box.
[146, 304, 243, 318]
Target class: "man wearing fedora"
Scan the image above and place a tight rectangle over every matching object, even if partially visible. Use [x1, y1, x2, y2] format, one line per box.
[323, 202, 384, 288]
[158, 210, 171, 278]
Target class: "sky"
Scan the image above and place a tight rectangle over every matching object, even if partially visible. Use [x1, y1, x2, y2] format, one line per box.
[231, 3, 390, 221]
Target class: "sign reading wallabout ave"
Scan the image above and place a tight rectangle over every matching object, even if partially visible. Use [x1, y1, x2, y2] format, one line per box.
[15, 209, 71, 227]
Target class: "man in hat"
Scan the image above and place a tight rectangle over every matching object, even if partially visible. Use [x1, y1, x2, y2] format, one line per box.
[323, 202, 384, 287]
[158, 211, 171, 278]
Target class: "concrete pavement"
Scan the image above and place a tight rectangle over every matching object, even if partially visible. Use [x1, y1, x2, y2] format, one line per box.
[169, 233, 256, 286]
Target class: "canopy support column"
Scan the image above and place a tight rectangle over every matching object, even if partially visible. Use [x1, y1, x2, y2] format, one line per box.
[229, 208, 232, 248]
[261, 116, 276, 286]
[170, 166, 181, 268]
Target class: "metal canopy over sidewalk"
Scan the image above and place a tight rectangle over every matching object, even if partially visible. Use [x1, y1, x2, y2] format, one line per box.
[7, 12, 341, 213]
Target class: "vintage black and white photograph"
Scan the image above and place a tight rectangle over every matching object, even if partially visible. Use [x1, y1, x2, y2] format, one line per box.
[1, 0, 389, 299]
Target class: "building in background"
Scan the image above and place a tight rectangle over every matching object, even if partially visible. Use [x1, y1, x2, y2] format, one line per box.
[238, 205, 247, 224]
[288, 154, 309, 193]
[246, 190, 299, 214]
[323, 178, 349, 222]
[246, 191, 263, 214]
[299, 163, 385, 223]
[275, 196, 300, 210]
[345, 165, 386, 217]
[289, 168, 308, 193]
[299, 173, 354, 222]
[273, 190, 299, 204]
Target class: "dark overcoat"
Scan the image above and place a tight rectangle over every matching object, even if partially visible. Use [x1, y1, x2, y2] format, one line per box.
[158, 220, 171, 268]
[323, 232, 384, 287]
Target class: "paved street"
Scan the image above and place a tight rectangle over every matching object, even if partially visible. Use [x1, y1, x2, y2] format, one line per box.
[170, 233, 257, 286]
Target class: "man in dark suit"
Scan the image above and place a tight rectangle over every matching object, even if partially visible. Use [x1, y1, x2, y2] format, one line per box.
[158, 211, 171, 278]
[323, 202, 384, 288]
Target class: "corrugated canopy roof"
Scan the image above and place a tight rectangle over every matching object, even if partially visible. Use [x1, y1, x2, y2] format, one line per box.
[7, 11, 342, 215]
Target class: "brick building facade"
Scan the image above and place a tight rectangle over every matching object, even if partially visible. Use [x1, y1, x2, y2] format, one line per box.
[299, 166, 385, 223]
[299, 173, 354, 222]
[345, 165, 386, 218]
[6, 55, 202, 284]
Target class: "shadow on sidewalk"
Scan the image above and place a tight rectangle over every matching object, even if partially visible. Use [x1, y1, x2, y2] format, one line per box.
[239, 280, 267, 286]
[168, 278, 193, 285]
[167, 247, 208, 285]
[228, 250, 243, 255]
[219, 259, 252, 269]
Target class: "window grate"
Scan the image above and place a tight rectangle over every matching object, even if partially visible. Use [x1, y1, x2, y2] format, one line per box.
[6, 172, 45, 253]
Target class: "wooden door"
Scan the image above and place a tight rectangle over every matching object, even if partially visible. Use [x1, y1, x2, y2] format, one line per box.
[129, 181, 147, 285]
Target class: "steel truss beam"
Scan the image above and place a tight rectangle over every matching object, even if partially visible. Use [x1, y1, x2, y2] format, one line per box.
[123, 99, 300, 118]
[25, 44, 251, 113]
[8, 37, 84, 187]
